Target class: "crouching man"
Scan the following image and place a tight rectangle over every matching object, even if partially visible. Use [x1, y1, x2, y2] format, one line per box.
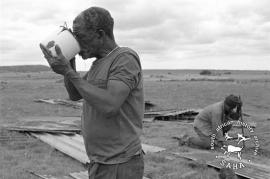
[178, 94, 242, 149]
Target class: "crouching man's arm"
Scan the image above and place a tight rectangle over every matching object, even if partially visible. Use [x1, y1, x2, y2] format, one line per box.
[211, 112, 226, 146]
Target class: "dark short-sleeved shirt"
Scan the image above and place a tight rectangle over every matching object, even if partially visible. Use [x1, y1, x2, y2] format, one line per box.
[81, 47, 144, 164]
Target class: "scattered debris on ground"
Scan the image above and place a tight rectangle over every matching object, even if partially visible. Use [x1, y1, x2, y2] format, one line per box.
[34, 98, 159, 112]
[34, 98, 202, 122]
[3, 117, 80, 134]
[34, 99, 83, 109]
[172, 150, 270, 179]
[28, 169, 150, 179]
[153, 109, 201, 121]
[3, 116, 270, 179]
[144, 100, 156, 111]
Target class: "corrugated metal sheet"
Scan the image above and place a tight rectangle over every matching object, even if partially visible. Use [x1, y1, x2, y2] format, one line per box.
[27, 170, 73, 179]
[69, 171, 88, 179]
[142, 143, 166, 153]
[31, 133, 166, 165]
[34, 99, 82, 109]
[28, 170, 150, 179]
[154, 109, 201, 121]
[32, 133, 89, 164]
[33, 98, 202, 122]
[173, 151, 270, 179]
[69, 171, 150, 179]
[4, 118, 80, 134]
[35, 98, 157, 113]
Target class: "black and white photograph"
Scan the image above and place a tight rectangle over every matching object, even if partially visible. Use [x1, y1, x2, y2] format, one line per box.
[1, 0, 270, 179]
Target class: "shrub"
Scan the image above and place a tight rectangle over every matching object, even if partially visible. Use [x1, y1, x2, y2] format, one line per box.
[200, 70, 212, 75]
[224, 71, 232, 75]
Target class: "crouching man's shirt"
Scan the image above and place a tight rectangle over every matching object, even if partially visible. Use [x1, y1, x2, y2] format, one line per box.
[193, 101, 225, 141]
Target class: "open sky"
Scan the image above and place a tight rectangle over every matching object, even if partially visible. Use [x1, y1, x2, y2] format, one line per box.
[1, 0, 270, 70]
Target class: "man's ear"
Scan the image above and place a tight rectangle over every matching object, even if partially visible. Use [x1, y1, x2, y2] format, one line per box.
[97, 29, 106, 39]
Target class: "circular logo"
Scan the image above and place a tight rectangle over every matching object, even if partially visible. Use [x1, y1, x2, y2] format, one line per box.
[210, 120, 259, 170]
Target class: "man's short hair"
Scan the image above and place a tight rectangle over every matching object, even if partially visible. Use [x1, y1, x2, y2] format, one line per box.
[75, 7, 114, 39]
[224, 94, 241, 108]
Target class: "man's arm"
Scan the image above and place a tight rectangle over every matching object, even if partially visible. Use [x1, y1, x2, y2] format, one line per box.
[66, 71, 131, 116]
[66, 53, 140, 116]
[40, 44, 140, 115]
[63, 58, 83, 101]
[64, 72, 88, 101]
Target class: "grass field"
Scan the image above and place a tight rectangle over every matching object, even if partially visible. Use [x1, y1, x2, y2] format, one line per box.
[0, 66, 270, 179]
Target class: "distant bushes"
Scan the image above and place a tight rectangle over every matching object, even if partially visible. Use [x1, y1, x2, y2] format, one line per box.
[224, 71, 232, 75]
[199, 70, 232, 76]
[188, 78, 235, 82]
[200, 70, 212, 75]
[0, 65, 50, 73]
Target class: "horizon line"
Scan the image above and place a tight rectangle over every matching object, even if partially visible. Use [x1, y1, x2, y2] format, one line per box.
[0, 64, 270, 72]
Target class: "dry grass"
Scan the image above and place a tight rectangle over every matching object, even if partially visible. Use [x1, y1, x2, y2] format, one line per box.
[0, 68, 270, 178]
[0, 129, 84, 179]
[144, 152, 219, 179]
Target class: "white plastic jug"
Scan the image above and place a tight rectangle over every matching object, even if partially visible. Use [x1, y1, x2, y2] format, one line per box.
[41, 30, 80, 60]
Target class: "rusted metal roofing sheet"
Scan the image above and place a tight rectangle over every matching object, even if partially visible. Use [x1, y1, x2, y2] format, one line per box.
[69, 171, 88, 179]
[4, 119, 80, 134]
[32, 133, 89, 164]
[153, 109, 201, 121]
[34, 98, 82, 109]
[35, 98, 157, 112]
[173, 151, 270, 179]
[31, 133, 166, 165]
[69, 171, 150, 179]
[142, 143, 166, 153]
[27, 170, 73, 179]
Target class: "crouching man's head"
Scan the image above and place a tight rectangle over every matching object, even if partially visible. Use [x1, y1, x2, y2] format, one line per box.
[224, 94, 242, 114]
